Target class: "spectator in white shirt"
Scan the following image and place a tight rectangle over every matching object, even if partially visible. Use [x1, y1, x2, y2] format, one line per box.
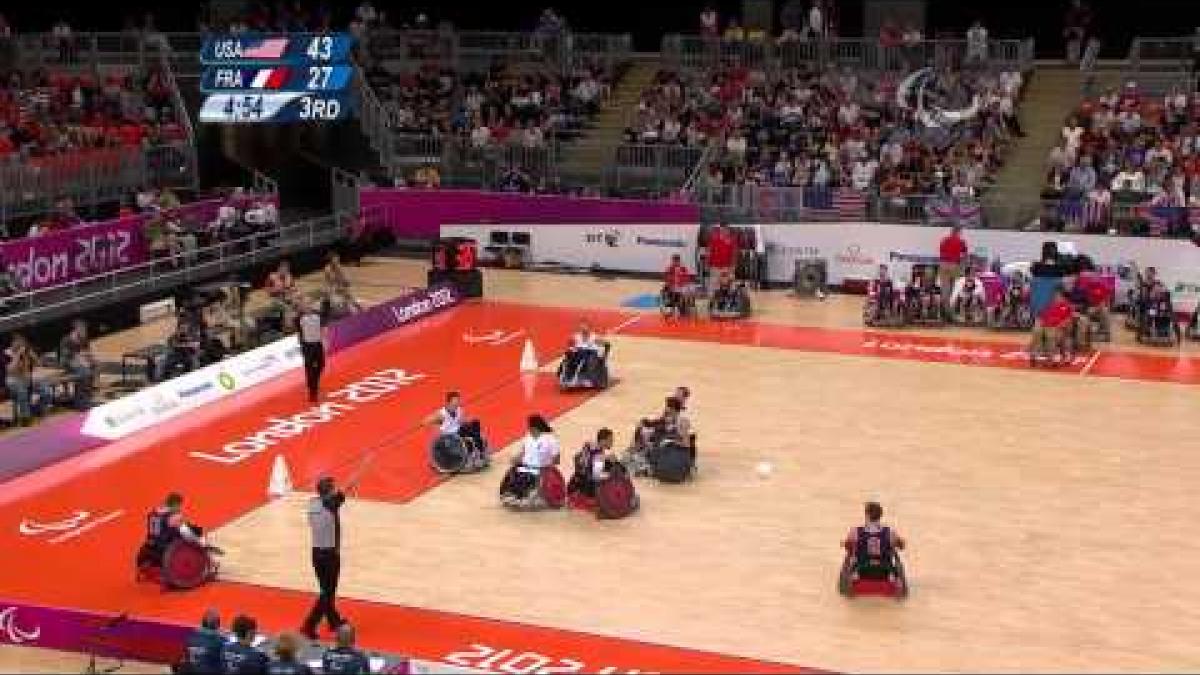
[1111, 164, 1146, 194]
[1062, 117, 1084, 158]
[470, 123, 491, 148]
[966, 20, 988, 64]
[725, 131, 748, 161]
[851, 155, 879, 191]
[807, 1, 824, 40]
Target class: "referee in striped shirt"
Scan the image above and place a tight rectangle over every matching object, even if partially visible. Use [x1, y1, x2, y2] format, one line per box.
[303, 476, 348, 640]
[297, 301, 325, 404]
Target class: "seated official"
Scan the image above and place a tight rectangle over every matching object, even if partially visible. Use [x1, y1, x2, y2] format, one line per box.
[322, 624, 371, 675]
[568, 428, 618, 498]
[158, 318, 202, 381]
[59, 319, 96, 409]
[221, 615, 269, 675]
[177, 610, 225, 675]
[560, 320, 607, 384]
[501, 415, 560, 501]
[138, 493, 205, 570]
[843, 502, 906, 583]
[1032, 288, 1077, 360]
[267, 633, 311, 675]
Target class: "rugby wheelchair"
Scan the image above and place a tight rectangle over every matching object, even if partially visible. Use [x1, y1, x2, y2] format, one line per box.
[1029, 314, 1074, 367]
[1188, 306, 1200, 341]
[902, 285, 946, 326]
[499, 464, 568, 511]
[837, 546, 908, 600]
[987, 277, 1034, 330]
[625, 424, 697, 484]
[1135, 293, 1182, 347]
[708, 282, 752, 320]
[659, 284, 698, 318]
[949, 287, 988, 327]
[558, 342, 612, 390]
[136, 538, 222, 591]
[862, 284, 906, 328]
[430, 424, 491, 475]
[567, 458, 641, 520]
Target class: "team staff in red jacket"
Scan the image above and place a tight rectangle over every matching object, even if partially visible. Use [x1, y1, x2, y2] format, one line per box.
[706, 224, 738, 293]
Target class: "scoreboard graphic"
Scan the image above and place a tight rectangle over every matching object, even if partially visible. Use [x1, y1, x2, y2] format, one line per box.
[199, 34, 355, 124]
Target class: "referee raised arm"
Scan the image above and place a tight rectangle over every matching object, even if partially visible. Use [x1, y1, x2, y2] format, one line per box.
[297, 301, 325, 404]
[302, 476, 348, 640]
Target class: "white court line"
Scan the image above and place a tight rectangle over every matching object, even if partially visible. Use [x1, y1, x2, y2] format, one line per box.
[610, 314, 643, 335]
[1079, 349, 1102, 376]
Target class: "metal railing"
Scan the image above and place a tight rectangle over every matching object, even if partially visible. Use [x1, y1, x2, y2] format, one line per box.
[0, 143, 196, 224]
[1129, 37, 1199, 71]
[611, 143, 705, 193]
[0, 215, 347, 333]
[662, 35, 1035, 73]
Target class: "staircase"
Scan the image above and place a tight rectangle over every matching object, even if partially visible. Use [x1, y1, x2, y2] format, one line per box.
[983, 64, 1124, 228]
[556, 55, 660, 189]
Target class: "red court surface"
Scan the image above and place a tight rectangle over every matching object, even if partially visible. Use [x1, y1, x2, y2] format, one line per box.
[3, 300, 1196, 673]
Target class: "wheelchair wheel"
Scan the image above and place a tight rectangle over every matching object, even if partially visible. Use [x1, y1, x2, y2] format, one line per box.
[431, 434, 469, 474]
[596, 473, 638, 520]
[161, 539, 215, 590]
[539, 467, 567, 508]
[651, 441, 694, 484]
[659, 289, 677, 318]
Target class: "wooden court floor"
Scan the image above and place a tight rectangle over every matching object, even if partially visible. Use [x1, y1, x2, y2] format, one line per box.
[4, 262, 1200, 673]
[216, 333, 1200, 672]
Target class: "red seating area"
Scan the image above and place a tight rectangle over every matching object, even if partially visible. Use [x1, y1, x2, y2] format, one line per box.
[0, 68, 185, 162]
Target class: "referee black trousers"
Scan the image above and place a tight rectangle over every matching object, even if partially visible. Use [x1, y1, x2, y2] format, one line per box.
[301, 342, 325, 402]
[304, 547, 343, 632]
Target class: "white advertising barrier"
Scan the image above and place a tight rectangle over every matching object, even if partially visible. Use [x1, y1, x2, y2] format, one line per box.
[760, 222, 1200, 310]
[441, 223, 700, 275]
[80, 336, 303, 441]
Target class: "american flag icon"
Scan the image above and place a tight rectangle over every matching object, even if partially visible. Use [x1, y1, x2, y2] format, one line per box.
[244, 38, 289, 59]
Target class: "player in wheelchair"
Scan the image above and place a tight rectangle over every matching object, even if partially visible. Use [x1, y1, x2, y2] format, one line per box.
[1029, 287, 1079, 366]
[903, 269, 944, 325]
[948, 266, 988, 326]
[625, 396, 696, 484]
[863, 265, 905, 327]
[135, 493, 222, 590]
[558, 320, 612, 390]
[1187, 303, 1200, 341]
[988, 269, 1033, 329]
[708, 271, 752, 320]
[660, 254, 698, 318]
[566, 428, 640, 519]
[1064, 275, 1112, 349]
[1124, 265, 1158, 331]
[427, 391, 490, 474]
[838, 502, 908, 599]
[1136, 282, 1182, 347]
[499, 415, 566, 510]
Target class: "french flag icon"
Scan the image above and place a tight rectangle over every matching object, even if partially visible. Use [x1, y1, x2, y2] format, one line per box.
[250, 68, 290, 90]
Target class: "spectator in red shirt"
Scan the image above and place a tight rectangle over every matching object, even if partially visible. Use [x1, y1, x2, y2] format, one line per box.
[1032, 288, 1077, 362]
[937, 225, 968, 296]
[705, 223, 738, 294]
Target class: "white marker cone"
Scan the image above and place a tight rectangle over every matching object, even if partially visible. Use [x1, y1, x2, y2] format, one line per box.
[519, 338, 538, 373]
[267, 455, 293, 498]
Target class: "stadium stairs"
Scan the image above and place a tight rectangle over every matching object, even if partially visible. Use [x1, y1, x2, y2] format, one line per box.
[983, 62, 1124, 229]
[556, 54, 661, 191]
